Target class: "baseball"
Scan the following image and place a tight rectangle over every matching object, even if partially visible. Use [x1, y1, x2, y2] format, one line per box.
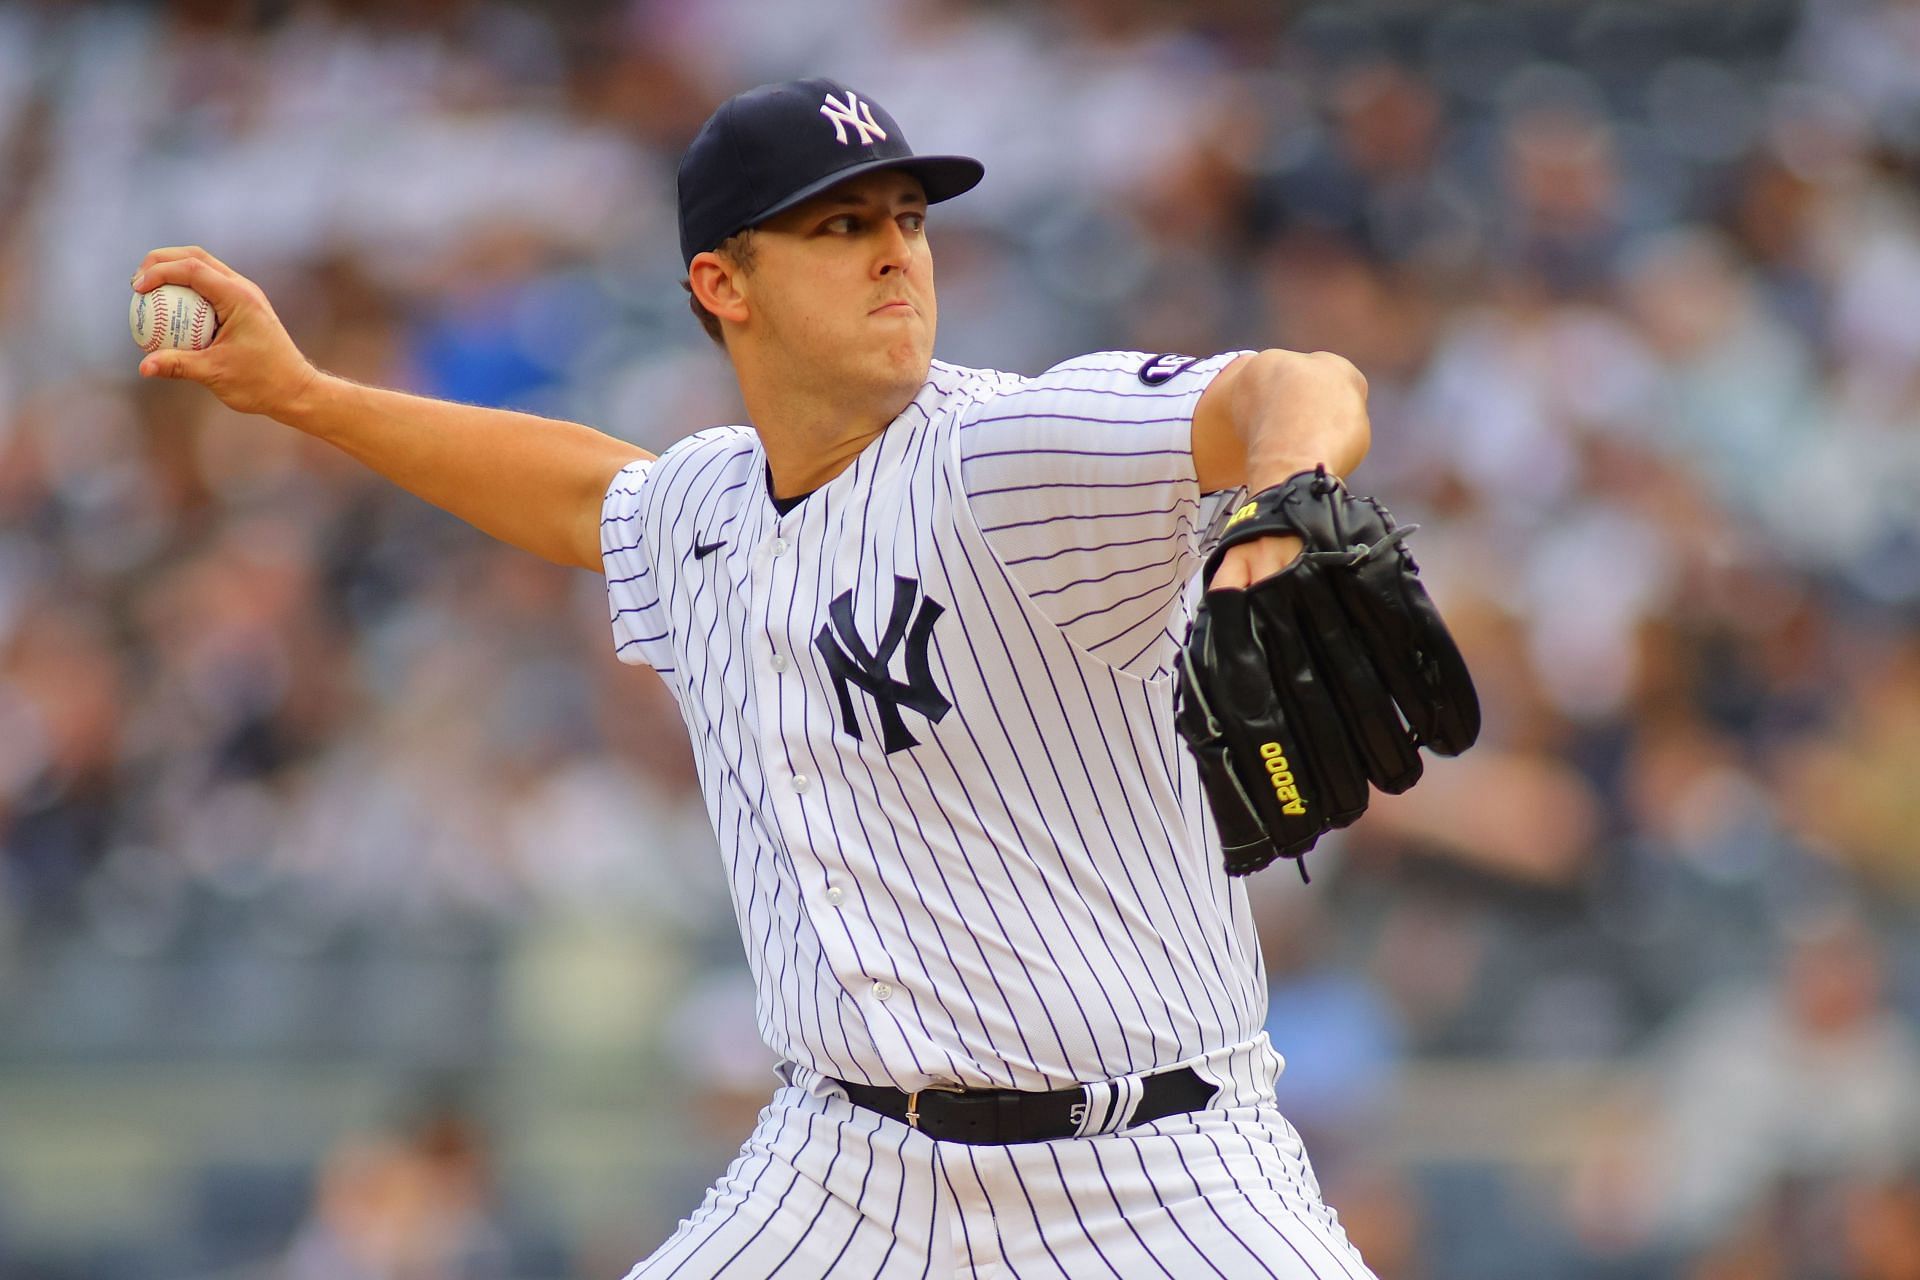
[130, 283, 218, 354]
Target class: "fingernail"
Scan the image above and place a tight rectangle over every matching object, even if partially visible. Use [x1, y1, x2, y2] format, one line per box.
[131, 272, 144, 289]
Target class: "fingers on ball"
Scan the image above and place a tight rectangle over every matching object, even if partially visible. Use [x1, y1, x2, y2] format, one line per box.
[134, 247, 241, 296]
[141, 244, 232, 273]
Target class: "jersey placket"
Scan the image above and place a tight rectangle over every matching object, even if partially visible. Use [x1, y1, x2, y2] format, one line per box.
[748, 504, 925, 1075]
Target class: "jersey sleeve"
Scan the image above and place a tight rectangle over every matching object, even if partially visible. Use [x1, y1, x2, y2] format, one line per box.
[958, 349, 1253, 678]
[601, 458, 676, 676]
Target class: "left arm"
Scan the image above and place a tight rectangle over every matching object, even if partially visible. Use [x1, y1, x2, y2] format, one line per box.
[1191, 349, 1372, 588]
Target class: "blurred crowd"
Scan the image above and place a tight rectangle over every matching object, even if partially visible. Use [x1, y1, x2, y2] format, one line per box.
[1, 0, 1918, 1277]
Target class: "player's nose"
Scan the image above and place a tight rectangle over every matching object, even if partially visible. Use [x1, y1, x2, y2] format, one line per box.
[873, 218, 913, 277]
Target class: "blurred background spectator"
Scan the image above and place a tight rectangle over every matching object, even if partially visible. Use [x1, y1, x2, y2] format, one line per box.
[0, 0, 1916, 1277]
[281, 1082, 511, 1280]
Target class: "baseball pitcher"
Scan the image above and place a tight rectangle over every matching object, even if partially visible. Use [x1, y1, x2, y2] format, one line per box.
[134, 78, 1476, 1280]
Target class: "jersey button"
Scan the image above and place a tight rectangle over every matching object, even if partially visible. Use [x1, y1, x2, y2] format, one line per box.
[871, 981, 894, 1002]
[791, 774, 811, 794]
[769, 654, 789, 673]
[770, 537, 790, 557]
[824, 886, 845, 906]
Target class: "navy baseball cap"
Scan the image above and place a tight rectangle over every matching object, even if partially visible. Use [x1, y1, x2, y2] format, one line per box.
[677, 78, 984, 267]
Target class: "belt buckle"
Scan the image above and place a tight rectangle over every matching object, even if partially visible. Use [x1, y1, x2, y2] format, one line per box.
[903, 1081, 964, 1130]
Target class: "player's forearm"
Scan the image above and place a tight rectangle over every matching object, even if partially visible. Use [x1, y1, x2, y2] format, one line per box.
[1231, 350, 1371, 491]
[278, 372, 650, 570]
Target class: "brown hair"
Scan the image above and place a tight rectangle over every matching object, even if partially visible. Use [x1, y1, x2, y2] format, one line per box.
[681, 229, 759, 348]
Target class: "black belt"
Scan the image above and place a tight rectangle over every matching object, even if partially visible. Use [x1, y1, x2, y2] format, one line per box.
[835, 1066, 1214, 1145]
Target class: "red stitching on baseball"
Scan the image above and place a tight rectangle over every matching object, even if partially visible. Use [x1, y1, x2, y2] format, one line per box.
[143, 295, 167, 354]
[190, 303, 209, 349]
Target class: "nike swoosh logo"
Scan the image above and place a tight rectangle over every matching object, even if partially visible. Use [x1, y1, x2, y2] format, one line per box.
[694, 539, 726, 559]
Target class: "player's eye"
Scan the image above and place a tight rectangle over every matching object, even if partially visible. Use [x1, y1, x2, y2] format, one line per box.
[900, 212, 926, 233]
[824, 214, 859, 234]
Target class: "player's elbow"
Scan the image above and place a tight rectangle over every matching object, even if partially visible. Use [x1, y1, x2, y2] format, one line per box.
[1249, 348, 1372, 475]
[1309, 350, 1368, 405]
[1315, 351, 1372, 473]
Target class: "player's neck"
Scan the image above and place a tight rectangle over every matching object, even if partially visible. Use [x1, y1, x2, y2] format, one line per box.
[740, 378, 917, 500]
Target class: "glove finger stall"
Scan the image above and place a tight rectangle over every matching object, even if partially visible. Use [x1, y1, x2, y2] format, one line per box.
[1199, 590, 1335, 866]
[1175, 602, 1284, 873]
[1280, 557, 1424, 794]
[1339, 547, 1481, 756]
[1241, 585, 1371, 833]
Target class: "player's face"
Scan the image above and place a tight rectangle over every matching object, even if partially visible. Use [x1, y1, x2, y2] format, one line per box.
[746, 170, 937, 398]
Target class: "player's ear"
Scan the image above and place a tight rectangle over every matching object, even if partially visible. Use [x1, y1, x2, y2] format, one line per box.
[688, 251, 751, 328]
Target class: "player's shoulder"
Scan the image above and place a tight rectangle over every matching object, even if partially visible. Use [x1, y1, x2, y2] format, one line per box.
[640, 424, 760, 488]
[1033, 350, 1220, 388]
[917, 359, 1024, 411]
[948, 352, 1237, 433]
[974, 351, 1227, 403]
[607, 425, 759, 537]
[911, 353, 1222, 417]
[657, 423, 758, 463]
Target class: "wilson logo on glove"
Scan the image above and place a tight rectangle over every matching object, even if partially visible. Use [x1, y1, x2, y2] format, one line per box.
[1260, 743, 1307, 816]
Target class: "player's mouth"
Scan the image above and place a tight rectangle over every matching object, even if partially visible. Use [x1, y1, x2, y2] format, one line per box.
[870, 300, 914, 316]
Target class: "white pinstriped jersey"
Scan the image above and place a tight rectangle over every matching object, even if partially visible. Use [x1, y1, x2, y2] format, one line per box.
[602, 350, 1258, 1094]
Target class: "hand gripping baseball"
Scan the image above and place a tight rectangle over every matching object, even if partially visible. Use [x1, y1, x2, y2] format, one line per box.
[132, 246, 320, 420]
[1175, 467, 1481, 879]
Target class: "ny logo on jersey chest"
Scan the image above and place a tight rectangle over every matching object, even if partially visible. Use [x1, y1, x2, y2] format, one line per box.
[814, 575, 950, 755]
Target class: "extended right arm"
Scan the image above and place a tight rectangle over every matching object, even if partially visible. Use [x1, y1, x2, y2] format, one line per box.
[133, 246, 650, 574]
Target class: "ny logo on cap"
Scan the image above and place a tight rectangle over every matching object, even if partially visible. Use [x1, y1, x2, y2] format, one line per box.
[820, 91, 888, 147]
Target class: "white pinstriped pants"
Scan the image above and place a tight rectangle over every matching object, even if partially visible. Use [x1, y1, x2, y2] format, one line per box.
[623, 1035, 1377, 1280]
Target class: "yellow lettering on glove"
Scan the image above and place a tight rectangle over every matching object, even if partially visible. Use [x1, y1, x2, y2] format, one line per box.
[1258, 742, 1309, 817]
[1226, 501, 1259, 528]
